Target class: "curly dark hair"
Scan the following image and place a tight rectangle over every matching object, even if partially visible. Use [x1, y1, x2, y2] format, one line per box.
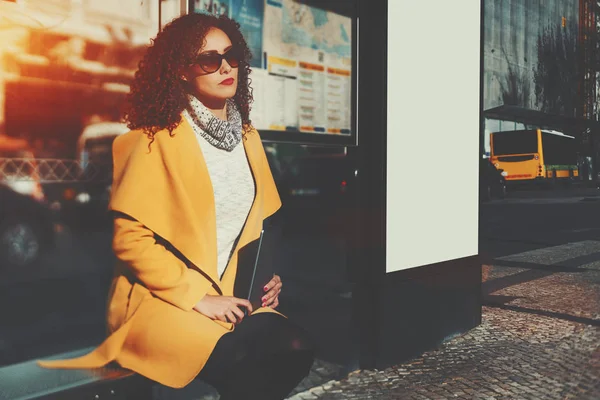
[123, 13, 254, 143]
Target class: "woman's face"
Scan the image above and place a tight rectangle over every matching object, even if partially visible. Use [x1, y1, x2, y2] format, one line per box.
[183, 28, 239, 105]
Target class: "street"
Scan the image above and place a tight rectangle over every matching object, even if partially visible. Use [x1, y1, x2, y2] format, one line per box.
[480, 188, 600, 258]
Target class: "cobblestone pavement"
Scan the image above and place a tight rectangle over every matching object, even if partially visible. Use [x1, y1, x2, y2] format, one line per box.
[288, 241, 600, 400]
[287, 359, 347, 397]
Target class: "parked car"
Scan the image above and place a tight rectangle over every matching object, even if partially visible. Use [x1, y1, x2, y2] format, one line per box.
[0, 135, 56, 267]
[480, 157, 507, 201]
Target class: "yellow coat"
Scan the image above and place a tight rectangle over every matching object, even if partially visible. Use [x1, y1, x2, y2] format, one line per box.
[37, 118, 284, 388]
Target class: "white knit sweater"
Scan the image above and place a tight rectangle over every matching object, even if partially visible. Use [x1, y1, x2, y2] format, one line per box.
[183, 111, 255, 279]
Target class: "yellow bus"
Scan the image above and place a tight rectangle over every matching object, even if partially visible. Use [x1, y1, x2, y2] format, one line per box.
[489, 129, 579, 182]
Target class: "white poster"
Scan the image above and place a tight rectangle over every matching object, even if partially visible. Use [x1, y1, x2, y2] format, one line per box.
[386, 1, 480, 273]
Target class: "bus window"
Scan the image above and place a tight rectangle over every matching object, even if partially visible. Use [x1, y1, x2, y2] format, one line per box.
[491, 130, 538, 156]
[541, 132, 577, 166]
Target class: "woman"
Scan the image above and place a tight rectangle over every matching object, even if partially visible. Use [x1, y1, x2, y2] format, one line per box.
[38, 13, 315, 400]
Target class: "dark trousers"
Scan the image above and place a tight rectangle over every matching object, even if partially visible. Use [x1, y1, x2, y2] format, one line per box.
[196, 313, 315, 400]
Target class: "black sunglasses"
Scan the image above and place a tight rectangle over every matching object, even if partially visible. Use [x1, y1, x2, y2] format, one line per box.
[192, 49, 240, 74]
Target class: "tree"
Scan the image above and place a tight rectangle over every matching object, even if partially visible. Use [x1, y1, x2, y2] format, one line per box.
[533, 20, 579, 117]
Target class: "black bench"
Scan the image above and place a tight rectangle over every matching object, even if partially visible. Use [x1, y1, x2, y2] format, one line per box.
[0, 347, 153, 400]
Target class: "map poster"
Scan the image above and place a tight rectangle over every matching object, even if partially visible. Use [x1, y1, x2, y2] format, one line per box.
[279, 0, 351, 65]
[262, 0, 352, 137]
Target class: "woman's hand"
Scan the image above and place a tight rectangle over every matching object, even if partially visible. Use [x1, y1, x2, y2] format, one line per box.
[261, 274, 282, 309]
[193, 295, 253, 324]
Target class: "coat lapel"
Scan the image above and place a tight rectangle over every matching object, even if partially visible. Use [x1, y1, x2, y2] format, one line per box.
[169, 118, 220, 285]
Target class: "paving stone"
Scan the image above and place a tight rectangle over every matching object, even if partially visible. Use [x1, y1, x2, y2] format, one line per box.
[287, 251, 600, 399]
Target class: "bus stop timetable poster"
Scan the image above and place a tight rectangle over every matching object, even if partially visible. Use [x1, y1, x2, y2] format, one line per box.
[192, 0, 353, 137]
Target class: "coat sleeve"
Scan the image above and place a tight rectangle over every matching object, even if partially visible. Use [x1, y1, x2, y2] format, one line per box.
[112, 215, 214, 311]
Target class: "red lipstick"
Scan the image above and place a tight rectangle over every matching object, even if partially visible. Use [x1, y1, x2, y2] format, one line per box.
[220, 78, 235, 85]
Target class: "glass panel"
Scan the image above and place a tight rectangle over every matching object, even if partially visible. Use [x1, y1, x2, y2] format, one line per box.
[262, 141, 355, 365]
[190, 0, 355, 142]
[0, 0, 357, 383]
[0, 0, 159, 366]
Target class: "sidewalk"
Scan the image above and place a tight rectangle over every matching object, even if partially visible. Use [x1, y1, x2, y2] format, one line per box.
[288, 241, 600, 400]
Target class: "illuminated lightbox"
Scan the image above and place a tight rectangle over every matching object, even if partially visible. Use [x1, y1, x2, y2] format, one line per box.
[386, 1, 480, 273]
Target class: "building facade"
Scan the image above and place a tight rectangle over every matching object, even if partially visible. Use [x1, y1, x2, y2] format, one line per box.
[483, 0, 580, 155]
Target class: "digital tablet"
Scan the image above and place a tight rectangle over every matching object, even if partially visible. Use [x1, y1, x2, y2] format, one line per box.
[234, 223, 280, 315]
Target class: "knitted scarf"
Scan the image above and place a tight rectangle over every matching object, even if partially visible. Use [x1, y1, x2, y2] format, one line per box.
[186, 95, 243, 152]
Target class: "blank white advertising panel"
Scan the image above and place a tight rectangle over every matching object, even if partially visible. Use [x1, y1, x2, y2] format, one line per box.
[386, 1, 480, 273]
